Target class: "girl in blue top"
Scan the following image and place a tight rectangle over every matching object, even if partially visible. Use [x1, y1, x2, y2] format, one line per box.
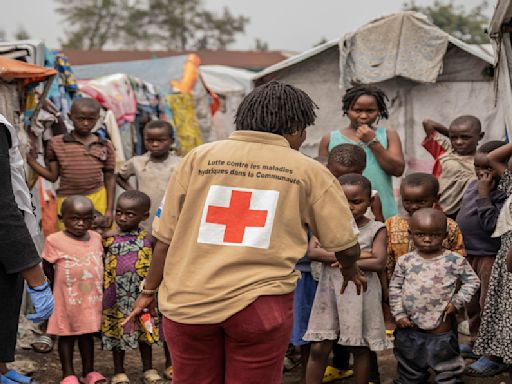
[319, 85, 405, 219]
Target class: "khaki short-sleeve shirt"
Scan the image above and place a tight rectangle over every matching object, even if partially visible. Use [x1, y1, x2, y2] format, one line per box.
[153, 131, 357, 324]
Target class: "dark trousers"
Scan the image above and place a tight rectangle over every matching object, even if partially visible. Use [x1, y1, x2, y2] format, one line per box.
[465, 255, 495, 340]
[393, 328, 464, 384]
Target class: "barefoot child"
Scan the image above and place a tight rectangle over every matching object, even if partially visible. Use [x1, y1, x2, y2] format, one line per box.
[456, 141, 508, 362]
[389, 208, 479, 383]
[422, 116, 483, 219]
[42, 196, 106, 384]
[27, 98, 116, 229]
[319, 85, 405, 219]
[304, 174, 390, 384]
[116, 120, 181, 231]
[102, 191, 163, 384]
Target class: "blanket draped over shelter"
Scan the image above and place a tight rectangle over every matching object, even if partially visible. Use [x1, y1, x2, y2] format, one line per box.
[339, 12, 449, 89]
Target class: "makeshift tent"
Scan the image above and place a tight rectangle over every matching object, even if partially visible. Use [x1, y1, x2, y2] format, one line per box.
[254, 12, 503, 176]
[199, 65, 254, 140]
[490, 0, 512, 139]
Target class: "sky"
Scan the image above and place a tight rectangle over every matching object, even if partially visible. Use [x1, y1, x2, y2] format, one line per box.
[3, 0, 493, 52]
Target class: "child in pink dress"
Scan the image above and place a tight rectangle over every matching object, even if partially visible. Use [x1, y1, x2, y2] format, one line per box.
[43, 196, 106, 384]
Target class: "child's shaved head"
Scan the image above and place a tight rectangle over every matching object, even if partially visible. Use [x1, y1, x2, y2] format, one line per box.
[410, 208, 447, 233]
[70, 98, 101, 115]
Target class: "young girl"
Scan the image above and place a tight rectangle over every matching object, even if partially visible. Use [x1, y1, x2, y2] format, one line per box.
[102, 190, 162, 384]
[318, 85, 405, 219]
[472, 142, 512, 378]
[304, 174, 390, 384]
[42, 196, 106, 384]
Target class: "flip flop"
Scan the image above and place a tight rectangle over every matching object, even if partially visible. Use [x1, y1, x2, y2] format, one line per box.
[110, 373, 129, 384]
[322, 366, 354, 383]
[163, 367, 172, 381]
[3, 370, 39, 384]
[142, 369, 164, 384]
[79, 372, 106, 384]
[60, 376, 79, 384]
[465, 356, 508, 377]
[31, 335, 53, 354]
[459, 343, 480, 359]
[0, 376, 18, 384]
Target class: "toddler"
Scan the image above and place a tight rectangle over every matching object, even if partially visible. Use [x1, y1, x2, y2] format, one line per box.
[27, 98, 117, 229]
[102, 191, 162, 384]
[389, 208, 479, 383]
[305, 174, 390, 384]
[456, 141, 508, 362]
[117, 120, 181, 231]
[422, 116, 483, 219]
[42, 196, 106, 384]
[385, 173, 465, 285]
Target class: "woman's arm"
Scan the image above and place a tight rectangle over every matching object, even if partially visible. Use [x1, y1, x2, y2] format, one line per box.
[369, 129, 405, 177]
[318, 134, 331, 158]
[356, 228, 387, 272]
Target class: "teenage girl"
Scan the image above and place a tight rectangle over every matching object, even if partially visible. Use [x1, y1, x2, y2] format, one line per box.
[319, 85, 405, 219]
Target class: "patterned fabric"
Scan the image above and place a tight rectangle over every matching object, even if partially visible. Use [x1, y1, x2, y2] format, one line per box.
[54, 52, 78, 94]
[102, 228, 158, 350]
[474, 170, 512, 363]
[166, 93, 202, 154]
[389, 250, 479, 330]
[385, 215, 465, 282]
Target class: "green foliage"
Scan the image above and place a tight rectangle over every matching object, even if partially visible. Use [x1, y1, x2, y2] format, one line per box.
[14, 26, 30, 41]
[55, 0, 249, 50]
[403, 0, 490, 44]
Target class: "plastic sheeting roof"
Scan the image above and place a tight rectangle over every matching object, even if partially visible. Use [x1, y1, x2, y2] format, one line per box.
[200, 65, 254, 94]
[254, 12, 494, 81]
[0, 56, 56, 84]
[72, 55, 189, 93]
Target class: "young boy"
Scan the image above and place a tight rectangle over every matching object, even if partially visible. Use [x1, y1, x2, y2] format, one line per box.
[389, 208, 480, 383]
[117, 120, 181, 230]
[456, 141, 508, 359]
[27, 98, 116, 229]
[385, 173, 465, 284]
[422, 116, 484, 219]
[328, 143, 384, 222]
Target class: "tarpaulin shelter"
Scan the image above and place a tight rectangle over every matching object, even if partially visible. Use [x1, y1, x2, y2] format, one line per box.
[490, 0, 512, 139]
[254, 12, 503, 177]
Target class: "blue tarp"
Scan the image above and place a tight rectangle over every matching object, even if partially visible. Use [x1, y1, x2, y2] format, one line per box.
[72, 55, 189, 93]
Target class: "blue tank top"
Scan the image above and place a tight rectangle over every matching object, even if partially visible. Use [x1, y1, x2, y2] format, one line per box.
[328, 128, 397, 219]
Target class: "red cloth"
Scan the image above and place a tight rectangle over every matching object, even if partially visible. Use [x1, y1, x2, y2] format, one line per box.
[422, 134, 446, 177]
[163, 293, 293, 384]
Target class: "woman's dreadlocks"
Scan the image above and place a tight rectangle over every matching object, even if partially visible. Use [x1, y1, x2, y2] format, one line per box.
[341, 84, 389, 120]
[235, 81, 318, 135]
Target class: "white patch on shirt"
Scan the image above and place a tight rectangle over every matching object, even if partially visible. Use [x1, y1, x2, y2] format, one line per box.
[197, 185, 279, 249]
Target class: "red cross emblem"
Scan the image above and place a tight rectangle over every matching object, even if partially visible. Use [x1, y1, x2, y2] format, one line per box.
[198, 185, 279, 249]
[205, 190, 268, 243]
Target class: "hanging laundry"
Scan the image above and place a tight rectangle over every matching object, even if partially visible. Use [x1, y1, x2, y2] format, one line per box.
[167, 93, 202, 154]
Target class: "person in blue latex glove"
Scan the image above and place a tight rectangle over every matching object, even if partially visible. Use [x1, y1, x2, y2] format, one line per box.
[0, 116, 52, 384]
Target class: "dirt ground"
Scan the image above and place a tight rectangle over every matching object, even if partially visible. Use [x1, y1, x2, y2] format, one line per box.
[14, 335, 508, 384]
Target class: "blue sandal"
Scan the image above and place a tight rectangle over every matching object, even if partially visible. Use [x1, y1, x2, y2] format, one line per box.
[465, 356, 508, 377]
[459, 343, 480, 359]
[0, 376, 17, 384]
[3, 370, 39, 384]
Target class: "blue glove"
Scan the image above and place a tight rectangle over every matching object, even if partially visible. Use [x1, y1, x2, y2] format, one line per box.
[26, 281, 54, 323]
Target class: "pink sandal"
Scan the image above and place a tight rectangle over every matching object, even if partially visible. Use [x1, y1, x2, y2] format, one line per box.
[60, 376, 80, 384]
[79, 372, 106, 384]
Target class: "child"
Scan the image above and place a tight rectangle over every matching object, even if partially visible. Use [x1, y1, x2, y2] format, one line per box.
[327, 143, 384, 222]
[42, 196, 106, 384]
[117, 120, 181, 230]
[319, 85, 405, 219]
[473, 141, 512, 378]
[304, 174, 390, 384]
[389, 208, 479, 383]
[102, 191, 163, 384]
[27, 98, 116, 229]
[422, 116, 483, 219]
[456, 141, 508, 361]
[385, 172, 465, 285]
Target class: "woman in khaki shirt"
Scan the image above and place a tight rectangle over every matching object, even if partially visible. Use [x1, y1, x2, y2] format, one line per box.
[125, 81, 366, 384]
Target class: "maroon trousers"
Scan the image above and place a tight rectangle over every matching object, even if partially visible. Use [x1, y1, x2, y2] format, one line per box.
[465, 255, 495, 340]
[163, 293, 293, 384]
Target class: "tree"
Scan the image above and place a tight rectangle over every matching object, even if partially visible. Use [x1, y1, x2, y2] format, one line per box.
[254, 38, 269, 52]
[14, 26, 30, 41]
[313, 37, 328, 47]
[55, 0, 249, 50]
[403, 0, 490, 44]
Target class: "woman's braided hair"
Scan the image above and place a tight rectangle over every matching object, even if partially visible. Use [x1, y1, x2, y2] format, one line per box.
[341, 84, 389, 120]
[235, 81, 318, 135]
